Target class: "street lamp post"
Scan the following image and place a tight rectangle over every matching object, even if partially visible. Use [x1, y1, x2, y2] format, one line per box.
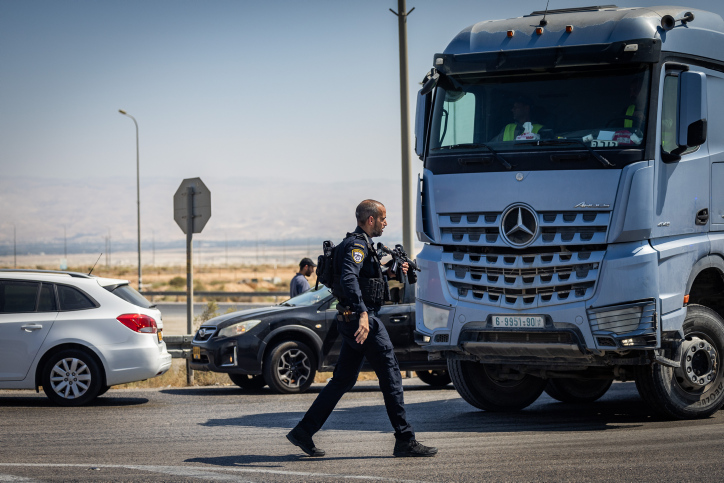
[118, 109, 142, 290]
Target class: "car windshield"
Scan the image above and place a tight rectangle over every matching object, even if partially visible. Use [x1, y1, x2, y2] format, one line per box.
[428, 64, 650, 169]
[281, 284, 333, 307]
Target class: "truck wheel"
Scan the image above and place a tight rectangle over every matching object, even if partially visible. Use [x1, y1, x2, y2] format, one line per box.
[635, 305, 724, 419]
[228, 373, 266, 390]
[42, 349, 103, 407]
[263, 341, 316, 394]
[448, 359, 546, 411]
[415, 369, 452, 386]
[544, 378, 613, 403]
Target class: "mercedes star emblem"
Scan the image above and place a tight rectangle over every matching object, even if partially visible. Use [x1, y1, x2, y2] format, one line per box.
[501, 204, 539, 247]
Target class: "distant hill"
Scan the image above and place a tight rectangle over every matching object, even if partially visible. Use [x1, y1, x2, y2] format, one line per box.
[0, 175, 409, 255]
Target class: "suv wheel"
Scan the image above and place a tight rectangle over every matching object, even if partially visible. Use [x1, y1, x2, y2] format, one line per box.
[228, 373, 267, 390]
[544, 378, 613, 403]
[415, 369, 452, 386]
[42, 349, 103, 407]
[263, 341, 316, 394]
[635, 305, 724, 419]
[448, 359, 546, 411]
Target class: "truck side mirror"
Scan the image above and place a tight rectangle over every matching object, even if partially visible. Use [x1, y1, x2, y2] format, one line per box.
[678, 71, 708, 147]
[415, 89, 431, 158]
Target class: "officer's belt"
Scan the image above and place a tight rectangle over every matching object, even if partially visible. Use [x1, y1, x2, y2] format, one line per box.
[336, 310, 359, 323]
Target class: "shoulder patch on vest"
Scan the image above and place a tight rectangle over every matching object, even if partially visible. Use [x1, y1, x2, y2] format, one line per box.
[353, 243, 365, 248]
[351, 248, 365, 264]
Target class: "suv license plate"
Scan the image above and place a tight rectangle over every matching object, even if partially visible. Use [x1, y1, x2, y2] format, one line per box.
[492, 315, 545, 328]
[192, 346, 200, 360]
[157, 330, 163, 343]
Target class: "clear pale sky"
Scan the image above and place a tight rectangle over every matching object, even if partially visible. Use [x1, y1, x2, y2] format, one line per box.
[2, 0, 723, 251]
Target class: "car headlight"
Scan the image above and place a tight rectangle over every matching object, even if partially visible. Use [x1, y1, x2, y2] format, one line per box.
[421, 302, 451, 331]
[218, 319, 262, 338]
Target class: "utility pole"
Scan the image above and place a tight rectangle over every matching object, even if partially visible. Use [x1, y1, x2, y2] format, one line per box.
[390, 0, 416, 256]
[13, 224, 17, 268]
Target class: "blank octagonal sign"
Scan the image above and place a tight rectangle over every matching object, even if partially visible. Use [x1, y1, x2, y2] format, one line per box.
[173, 177, 211, 234]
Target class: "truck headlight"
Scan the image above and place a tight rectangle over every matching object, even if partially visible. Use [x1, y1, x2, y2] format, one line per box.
[218, 320, 262, 338]
[421, 303, 451, 330]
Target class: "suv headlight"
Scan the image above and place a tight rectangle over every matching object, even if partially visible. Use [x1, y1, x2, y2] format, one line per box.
[421, 302, 451, 331]
[218, 319, 262, 338]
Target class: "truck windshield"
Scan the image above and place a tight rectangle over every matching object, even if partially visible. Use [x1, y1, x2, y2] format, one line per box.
[428, 65, 650, 171]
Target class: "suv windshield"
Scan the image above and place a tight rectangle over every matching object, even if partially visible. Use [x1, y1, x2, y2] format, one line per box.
[428, 65, 650, 171]
[281, 284, 333, 307]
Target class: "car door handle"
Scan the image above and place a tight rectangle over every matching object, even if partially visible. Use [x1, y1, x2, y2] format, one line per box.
[21, 324, 43, 332]
[390, 316, 408, 323]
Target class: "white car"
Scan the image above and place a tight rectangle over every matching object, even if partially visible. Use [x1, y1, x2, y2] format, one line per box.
[0, 270, 172, 406]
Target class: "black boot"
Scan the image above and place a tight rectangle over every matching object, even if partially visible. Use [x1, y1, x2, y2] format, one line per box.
[286, 426, 325, 457]
[393, 439, 438, 457]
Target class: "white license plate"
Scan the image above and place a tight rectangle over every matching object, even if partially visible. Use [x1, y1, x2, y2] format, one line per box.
[492, 315, 545, 328]
[590, 140, 618, 147]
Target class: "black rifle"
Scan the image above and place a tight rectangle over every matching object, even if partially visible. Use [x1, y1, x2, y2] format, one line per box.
[376, 243, 421, 284]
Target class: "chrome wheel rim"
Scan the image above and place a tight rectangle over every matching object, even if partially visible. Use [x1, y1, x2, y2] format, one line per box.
[50, 357, 92, 399]
[276, 348, 311, 388]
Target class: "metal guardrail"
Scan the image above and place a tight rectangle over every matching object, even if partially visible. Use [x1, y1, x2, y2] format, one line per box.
[142, 291, 289, 297]
[164, 334, 194, 359]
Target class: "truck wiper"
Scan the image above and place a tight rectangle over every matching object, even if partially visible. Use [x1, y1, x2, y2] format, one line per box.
[437, 143, 512, 170]
[514, 139, 615, 168]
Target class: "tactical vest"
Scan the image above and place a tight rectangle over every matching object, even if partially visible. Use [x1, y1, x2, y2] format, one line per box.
[332, 231, 387, 309]
[624, 104, 636, 128]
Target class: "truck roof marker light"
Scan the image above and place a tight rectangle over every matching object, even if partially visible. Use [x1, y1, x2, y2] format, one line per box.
[624, 44, 639, 52]
[535, 27, 544, 35]
[565, 25, 573, 33]
[435, 58, 444, 65]
[507, 30, 515, 38]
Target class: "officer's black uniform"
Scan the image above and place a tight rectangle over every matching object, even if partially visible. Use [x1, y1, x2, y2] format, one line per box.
[296, 226, 415, 442]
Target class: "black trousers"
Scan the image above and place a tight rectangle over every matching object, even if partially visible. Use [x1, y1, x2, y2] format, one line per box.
[298, 314, 415, 441]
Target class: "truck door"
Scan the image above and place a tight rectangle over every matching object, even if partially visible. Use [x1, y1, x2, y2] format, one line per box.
[707, 75, 724, 230]
[653, 65, 710, 239]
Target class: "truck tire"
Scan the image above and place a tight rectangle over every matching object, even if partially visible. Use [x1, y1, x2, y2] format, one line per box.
[263, 340, 316, 394]
[544, 378, 613, 403]
[228, 373, 267, 390]
[41, 348, 103, 407]
[635, 305, 724, 419]
[415, 369, 452, 387]
[448, 359, 546, 411]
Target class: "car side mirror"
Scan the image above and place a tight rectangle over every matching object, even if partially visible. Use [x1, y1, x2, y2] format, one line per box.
[415, 89, 431, 158]
[678, 71, 708, 147]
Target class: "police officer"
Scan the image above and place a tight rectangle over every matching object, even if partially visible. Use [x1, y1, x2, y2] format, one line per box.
[286, 199, 437, 458]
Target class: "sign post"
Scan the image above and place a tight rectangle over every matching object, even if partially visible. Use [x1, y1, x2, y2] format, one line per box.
[174, 178, 211, 385]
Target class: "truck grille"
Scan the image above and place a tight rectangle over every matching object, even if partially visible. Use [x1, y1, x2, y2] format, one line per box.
[439, 211, 609, 248]
[438, 209, 609, 308]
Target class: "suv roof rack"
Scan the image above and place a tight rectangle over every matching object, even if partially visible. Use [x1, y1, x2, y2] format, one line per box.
[0, 269, 92, 279]
[528, 5, 618, 16]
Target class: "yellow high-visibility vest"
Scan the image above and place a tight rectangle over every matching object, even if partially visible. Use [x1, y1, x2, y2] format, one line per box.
[624, 104, 636, 128]
[503, 123, 542, 141]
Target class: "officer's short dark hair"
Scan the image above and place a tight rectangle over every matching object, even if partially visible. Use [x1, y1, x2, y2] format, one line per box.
[356, 200, 384, 224]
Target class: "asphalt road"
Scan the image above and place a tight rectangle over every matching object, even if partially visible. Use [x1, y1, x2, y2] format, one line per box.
[2, 380, 724, 482]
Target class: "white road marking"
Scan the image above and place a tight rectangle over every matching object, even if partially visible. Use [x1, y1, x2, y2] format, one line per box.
[0, 463, 431, 482]
[0, 474, 40, 482]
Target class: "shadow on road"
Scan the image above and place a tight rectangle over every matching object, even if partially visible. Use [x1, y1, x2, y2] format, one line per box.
[186, 453, 385, 467]
[160, 382, 455, 398]
[0, 394, 149, 407]
[197, 383, 674, 434]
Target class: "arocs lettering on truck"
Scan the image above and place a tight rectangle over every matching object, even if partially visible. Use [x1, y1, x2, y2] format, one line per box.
[413, 5, 724, 419]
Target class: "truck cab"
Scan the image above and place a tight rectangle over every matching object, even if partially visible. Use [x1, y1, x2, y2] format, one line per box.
[414, 5, 724, 419]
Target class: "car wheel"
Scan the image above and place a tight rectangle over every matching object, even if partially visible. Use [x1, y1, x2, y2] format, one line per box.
[544, 378, 613, 403]
[228, 373, 267, 390]
[42, 349, 103, 407]
[263, 340, 316, 394]
[635, 305, 724, 419]
[415, 369, 452, 386]
[448, 359, 546, 411]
